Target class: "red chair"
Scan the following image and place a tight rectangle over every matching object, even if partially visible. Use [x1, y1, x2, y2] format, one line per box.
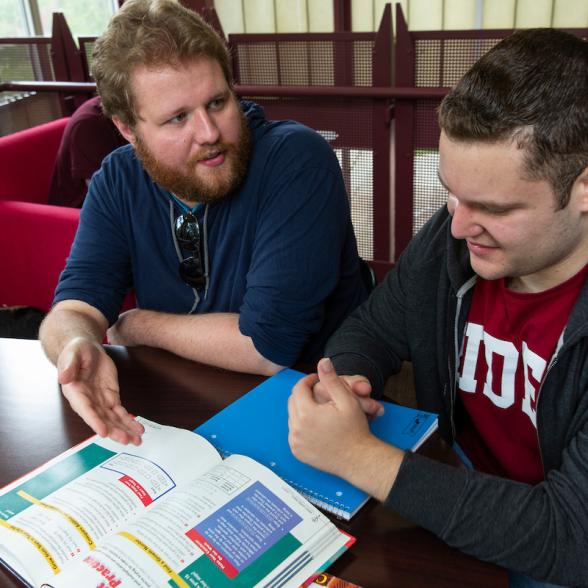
[0, 118, 79, 312]
[0, 117, 69, 204]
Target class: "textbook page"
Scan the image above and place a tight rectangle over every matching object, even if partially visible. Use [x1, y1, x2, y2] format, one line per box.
[0, 417, 221, 587]
[45, 454, 352, 588]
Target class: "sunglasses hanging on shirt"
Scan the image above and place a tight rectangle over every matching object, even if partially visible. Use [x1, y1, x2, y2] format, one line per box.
[175, 212, 206, 291]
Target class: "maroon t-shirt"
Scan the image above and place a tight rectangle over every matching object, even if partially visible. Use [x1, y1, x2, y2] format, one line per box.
[456, 265, 588, 484]
[48, 97, 127, 208]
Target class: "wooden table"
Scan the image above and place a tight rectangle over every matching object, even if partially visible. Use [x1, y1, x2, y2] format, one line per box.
[0, 338, 507, 587]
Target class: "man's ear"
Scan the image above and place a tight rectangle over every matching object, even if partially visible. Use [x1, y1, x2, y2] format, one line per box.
[113, 116, 137, 146]
[573, 165, 588, 212]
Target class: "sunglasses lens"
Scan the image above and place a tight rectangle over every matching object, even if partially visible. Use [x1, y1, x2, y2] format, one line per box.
[179, 257, 206, 290]
[175, 213, 200, 251]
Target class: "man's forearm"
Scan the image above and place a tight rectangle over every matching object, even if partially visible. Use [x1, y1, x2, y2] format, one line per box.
[108, 310, 283, 376]
[342, 437, 405, 502]
[314, 427, 405, 502]
[39, 302, 108, 365]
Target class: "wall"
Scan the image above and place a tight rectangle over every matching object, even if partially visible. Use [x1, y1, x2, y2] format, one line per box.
[215, 0, 588, 33]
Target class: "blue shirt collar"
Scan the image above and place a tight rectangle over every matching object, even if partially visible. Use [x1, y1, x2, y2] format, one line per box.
[170, 193, 203, 215]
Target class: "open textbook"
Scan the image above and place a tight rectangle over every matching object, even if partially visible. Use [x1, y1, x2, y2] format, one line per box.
[0, 417, 354, 588]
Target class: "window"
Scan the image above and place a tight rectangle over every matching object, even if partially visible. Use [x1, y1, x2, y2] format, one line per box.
[36, 0, 118, 37]
[0, 0, 33, 37]
[0, 0, 118, 39]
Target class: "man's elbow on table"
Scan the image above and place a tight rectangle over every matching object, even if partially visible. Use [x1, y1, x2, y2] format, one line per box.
[254, 355, 285, 377]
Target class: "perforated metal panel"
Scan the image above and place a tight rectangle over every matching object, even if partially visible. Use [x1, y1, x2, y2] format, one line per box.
[233, 38, 376, 86]
[352, 41, 375, 87]
[412, 99, 444, 235]
[439, 39, 502, 86]
[414, 37, 504, 87]
[341, 144, 373, 260]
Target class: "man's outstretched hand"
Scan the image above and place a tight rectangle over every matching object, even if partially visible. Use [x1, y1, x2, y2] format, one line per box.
[57, 337, 144, 445]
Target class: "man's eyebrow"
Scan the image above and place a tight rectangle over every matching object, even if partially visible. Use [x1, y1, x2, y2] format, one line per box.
[207, 90, 231, 104]
[165, 106, 189, 118]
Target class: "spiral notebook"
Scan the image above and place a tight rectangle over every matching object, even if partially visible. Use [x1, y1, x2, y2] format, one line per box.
[195, 368, 438, 520]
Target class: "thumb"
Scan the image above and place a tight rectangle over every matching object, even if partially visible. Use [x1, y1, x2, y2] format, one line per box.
[57, 347, 81, 385]
[316, 358, 353, 402]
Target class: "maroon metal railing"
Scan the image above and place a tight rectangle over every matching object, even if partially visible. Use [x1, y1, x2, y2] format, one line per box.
[0, 81, 448, 99]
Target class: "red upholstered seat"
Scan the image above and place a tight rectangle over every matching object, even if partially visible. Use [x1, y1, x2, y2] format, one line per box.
[0, 200, 80, 312]
[0, 117, 69, 204]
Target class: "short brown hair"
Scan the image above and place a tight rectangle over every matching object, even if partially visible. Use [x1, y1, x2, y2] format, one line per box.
[439, 29, 588, 208]
[91, 0, 232, 127]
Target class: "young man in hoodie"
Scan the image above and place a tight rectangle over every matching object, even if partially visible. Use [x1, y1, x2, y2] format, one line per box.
[39, 0, 366, 446]
[289, 28, 588, 588]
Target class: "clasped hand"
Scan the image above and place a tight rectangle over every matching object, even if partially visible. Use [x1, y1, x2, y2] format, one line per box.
[288, 358, 383, 480]
[57, 337, 144, 445]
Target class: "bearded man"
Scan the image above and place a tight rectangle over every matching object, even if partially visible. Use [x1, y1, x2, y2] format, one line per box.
[39, 0, 367, 445]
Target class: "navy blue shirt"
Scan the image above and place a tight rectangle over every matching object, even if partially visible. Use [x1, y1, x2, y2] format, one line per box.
[54, 101, 367, 365]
